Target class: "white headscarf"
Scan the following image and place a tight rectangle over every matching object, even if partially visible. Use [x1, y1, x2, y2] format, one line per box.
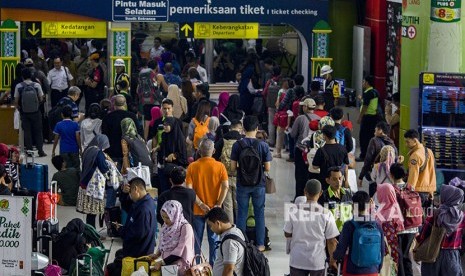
[167, 84, 188, 119]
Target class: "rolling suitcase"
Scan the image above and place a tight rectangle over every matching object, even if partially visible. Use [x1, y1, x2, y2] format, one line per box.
[33, 181, 59, 256]
[20, 151, 49, 192]
[36, 181, 59, 221]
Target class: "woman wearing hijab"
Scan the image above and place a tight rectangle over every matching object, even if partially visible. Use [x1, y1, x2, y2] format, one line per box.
[52, 218, 87, 271]
[76, 134, 111, 227]
[150, 200, 195, 275]
[220, 94, 244, 126]
[147, 106, 163, 142]
[157, 117, 187, 194]
[418, 185, 465, 276]
[121, 118, 152, 174]
[217, 92, 230, 114]
[206, 116, 221, 142]
[80, 103, 102, 150]
[371, 145, 397, 185]
[376, 183, 404, 274]
[167, 84, 188, 119]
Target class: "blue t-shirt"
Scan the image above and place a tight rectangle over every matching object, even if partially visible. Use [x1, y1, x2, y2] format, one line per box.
[230, 137, 272, 187]
[54, 119, 80, 153]
[57, 96, 79, 119]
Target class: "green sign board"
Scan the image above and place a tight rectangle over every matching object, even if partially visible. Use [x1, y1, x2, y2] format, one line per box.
[431, 0, 461, 22]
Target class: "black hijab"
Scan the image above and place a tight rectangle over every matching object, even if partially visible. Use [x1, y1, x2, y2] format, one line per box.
[222, 94, 244, 123]
[160, 117, 187, 166]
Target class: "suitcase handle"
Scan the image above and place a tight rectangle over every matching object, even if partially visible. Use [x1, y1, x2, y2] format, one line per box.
[76, 253, 93, 276]
[37, 235, 53, 262]
[50, 181, 58, 221]
[25, 151, 35, 168]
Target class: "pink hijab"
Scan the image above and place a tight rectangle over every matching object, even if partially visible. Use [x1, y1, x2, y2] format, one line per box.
[376, 183, 405, 232]
[149, 106, 162, 127]
[217, 92, 230, 114]
[159, 200, 189, 254]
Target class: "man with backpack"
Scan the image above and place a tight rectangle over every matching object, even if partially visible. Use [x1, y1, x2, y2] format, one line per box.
[14, 68, 47, 157]
[137, 59, 163, 140]
[329, 107, 353, 154]
[358, 121, 396, 187]
[333, 191, 385, 275]
[207, 207, 270, 276]
[312, 125, 350, 190]
[291, 98, 320, 199]
[230, 116, 272, 252]
[284, 179, 339, 276]
[214, 120, 244, 222]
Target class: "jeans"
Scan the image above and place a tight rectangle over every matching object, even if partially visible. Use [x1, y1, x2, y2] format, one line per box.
[193, 215, 218, 266]
[288, 135, 295, 159]
[236, 185, 266, 246]
[398, 233, 415, 276]
[105, 187, 117, 208]
[51, 88, 68, 108]
[22, 111, 44, 152]
[267, 107, 276, 146]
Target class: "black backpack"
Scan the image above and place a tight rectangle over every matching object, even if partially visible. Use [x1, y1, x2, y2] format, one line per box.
[221, 233, 270, 276]
[48, 102, 65, 131]
[237, 139, 262, 186]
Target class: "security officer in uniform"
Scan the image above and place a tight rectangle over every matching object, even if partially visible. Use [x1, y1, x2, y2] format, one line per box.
[404, 129, 436, 207]
[110, 58, 130, 97]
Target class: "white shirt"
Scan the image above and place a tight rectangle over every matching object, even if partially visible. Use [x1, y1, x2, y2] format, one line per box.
[149, 45, 165, 60]
[47, 66, 73, 90]
[14, 80, 44, 99]
[197, 65, 208, 83]
[283, 201, 339, 270]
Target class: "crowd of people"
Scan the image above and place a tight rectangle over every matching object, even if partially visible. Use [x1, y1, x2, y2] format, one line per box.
[0, 36, 463, 276]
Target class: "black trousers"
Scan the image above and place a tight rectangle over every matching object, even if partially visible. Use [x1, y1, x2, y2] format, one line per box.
[359, 114, 379, 158]
[84, 89, 104, 114]
[22, 111, 43, 152]
[51, 88, 69, 108]
[398, 233, 415, 276]
[294, 147, 309, 199]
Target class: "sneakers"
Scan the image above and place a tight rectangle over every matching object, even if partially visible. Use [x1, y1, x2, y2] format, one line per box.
[38, 151, 47, 157]
[286, 158, 294, 162]
[273, 153, 282, 158]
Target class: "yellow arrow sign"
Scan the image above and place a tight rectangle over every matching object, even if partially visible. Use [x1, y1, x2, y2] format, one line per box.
[180, 24, 193, 37]
[28, 23, 40, 36]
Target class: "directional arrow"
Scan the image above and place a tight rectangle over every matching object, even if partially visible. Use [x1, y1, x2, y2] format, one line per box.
[28, 23, 40, 36]
[180, 24, 193, 37]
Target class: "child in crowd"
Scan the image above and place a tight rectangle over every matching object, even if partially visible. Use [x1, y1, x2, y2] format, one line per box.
[51, 155, 80, 206]
[52, 105, 82, 170]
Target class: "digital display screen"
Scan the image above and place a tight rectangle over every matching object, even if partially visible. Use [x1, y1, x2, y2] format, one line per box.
[421, 85, 465, 128]
[422, 127, 465, 171]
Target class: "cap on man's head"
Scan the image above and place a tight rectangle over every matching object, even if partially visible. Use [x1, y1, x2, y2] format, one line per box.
[299, 98, 316, 109]
[114, 58, 125, 67]
[24, 58, 34, 66]
[320, 65, 333, 76]
[89, 52, 100, 61]
[305, 179, 322, 196]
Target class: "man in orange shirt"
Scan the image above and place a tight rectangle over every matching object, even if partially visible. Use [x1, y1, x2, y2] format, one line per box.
[404, 129, 436, 207]
[186, 138, 229, 265]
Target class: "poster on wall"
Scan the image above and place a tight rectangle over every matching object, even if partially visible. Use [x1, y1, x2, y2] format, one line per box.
[0, 196, 32, 275]
[386, 0, 402, 97]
